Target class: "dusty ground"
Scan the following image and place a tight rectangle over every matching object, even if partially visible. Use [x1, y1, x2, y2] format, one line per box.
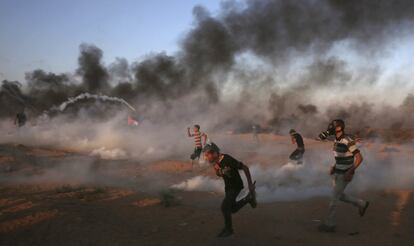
[0, 134, 414, 246]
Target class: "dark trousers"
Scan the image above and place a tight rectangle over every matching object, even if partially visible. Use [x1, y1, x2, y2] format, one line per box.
[221, 189, 249, 230]
[190, 147, 202, 160]
[289, 148, 305, 161]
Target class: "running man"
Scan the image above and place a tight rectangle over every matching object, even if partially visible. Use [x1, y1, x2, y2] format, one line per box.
[318, 119, 370, 232]
[187, 125, 208, 164]
[203, 142, 257, 238]
[289, 129, 305, 164]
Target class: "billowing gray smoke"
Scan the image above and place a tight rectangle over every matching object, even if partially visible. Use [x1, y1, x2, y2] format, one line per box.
[1, 0, 414, 139]
[221, 0, 414, 59]
[77, 43, 110, 93]
[0, 80, 28, 117]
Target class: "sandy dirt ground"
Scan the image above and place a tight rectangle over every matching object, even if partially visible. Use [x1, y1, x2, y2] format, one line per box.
[0, 134, 414, 246]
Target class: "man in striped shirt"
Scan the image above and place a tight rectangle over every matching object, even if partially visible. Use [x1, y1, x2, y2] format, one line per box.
[318, 119, 370, 233]
[187, 124, 208, 164]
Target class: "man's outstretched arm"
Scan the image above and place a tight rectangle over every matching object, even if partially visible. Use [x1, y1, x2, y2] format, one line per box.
[187, 127, 193, 137]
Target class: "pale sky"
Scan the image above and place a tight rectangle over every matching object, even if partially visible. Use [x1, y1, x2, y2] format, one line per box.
[0, 0, 221, 81]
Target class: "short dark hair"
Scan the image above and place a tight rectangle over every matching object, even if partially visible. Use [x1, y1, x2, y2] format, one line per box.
[289, 129, 296, 134]
[333, 119, 345, 131]
[194, 124, 200, 130]
[203, 142, 220, 154]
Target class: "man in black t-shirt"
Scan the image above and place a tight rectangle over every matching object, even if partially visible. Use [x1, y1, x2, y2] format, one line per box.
[203, 142, 257, 238]
[289, 129, 305, 164]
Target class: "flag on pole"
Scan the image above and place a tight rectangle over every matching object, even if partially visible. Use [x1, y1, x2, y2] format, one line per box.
[128, 116, 139, 126]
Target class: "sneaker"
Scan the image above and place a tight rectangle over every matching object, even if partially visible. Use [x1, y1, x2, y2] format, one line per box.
[359, 201, 370, 217]
[217, 228, 234, 238]
[318, 223, 336, 233]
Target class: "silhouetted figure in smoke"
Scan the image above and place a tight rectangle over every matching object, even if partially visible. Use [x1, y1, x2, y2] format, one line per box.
[252, 125, 259, 143]
[187, 124, 207, 166]
[14, 109, 27, 127]
[317, 119, 370, 233]
[289, 129, 305, 164]
[203, 142, 257, 238]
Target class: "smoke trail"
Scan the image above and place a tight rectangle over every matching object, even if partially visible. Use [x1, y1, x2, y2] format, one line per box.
[49, 93, 136, 113]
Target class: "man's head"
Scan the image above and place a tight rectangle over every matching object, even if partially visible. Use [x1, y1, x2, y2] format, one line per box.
[333, 119, 345, 133]
[319, 119, 346, 140]
[327, 119, 345, 135]
[335, 119, 345, 133]
[193, 124, 200, 132]
[289, 129, 296, 135]
[203, 142, 220, 163]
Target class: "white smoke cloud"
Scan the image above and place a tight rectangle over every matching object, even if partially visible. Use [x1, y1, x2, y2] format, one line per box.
[172, 144, 414, 203]
[172, 162, 331, 202]
[0, 156, 97, 184]
[1, 91, 414, 202]
[172, 175, 222, 192]
[90, 147, 127, 160]
[0, 108, 193, 163]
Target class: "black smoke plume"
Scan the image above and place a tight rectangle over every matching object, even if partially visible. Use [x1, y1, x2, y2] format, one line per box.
[1, 0, 414, 141]
[77, 43, 109, 93]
